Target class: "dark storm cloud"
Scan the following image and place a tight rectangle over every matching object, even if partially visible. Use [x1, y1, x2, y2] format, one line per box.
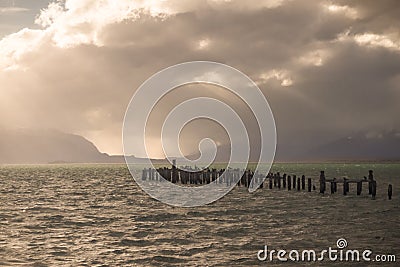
[0, 0, 399, 155]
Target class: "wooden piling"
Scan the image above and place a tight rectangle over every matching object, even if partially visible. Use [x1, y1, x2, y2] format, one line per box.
[212, 169, 217, 183]
[293, 175, 296, 190]
[144, 167, 382, 203]
[282, 174, 287, 188]
[171, 159, 177, 183]
[277, 172, 281, 189]
[319, 171, 326, 194]
[357, 181, 362, 195]
[371, 180, 377, 200]
[368, 170, 374, 195]
[388, 184, 392, 200]
[142, 168, 147, 180]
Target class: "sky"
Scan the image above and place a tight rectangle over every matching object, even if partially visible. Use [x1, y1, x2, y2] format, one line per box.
[0, 0, 399, 157]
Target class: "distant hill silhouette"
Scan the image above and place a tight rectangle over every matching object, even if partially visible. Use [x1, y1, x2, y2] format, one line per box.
[0, 128, 399, 164]
[186, 130, 400, 162]
[0, 129, 154, 164]
[0, 129, 103, 163]
[305, 131, 400, 162]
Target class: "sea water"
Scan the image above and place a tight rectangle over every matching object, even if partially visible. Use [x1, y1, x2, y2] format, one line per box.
[0, 164, 399, 266]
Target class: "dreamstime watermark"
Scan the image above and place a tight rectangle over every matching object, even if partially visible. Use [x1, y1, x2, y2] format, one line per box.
[122, 61, 276, 207]
[257, 238, 396, 263]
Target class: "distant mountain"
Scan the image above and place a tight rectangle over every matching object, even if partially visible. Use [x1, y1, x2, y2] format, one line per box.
[0, 129, 157, 164]
[304, 131, 400, 162]
[0, 129, 108, 164]
[1, 128, 398, 164]
[186, 130, 400, 162]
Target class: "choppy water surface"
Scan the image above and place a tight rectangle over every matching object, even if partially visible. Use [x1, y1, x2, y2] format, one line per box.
[0, 163, 399, 266]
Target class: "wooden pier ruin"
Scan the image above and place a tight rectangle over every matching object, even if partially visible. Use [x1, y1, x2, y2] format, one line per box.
[140, 162, 393, 200]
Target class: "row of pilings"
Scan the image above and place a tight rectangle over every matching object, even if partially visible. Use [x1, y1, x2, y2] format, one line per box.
[141, 164, 393, 200]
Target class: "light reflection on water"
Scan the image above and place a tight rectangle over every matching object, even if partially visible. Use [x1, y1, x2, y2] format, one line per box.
[0, 164, 399, 266]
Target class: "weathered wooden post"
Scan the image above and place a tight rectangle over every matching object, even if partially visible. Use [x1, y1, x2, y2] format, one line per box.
[388, 184, 392, 200]
[212, 169, 218, 183]
[297, 177, 300, 191]
[371, 180, 377, 200]
[287, 175, 291, 190]
[198, 171, 201, 185]
[142, 168, 147, 180]
[368, 170, 374, 195]
[357, 181, 362, 195]
[368, 181, 372, 194]
[148, 168, 152, 180]
[307, 178, 311, 192]
[248, 171, 254, 188]
[155, 168, 159, 181]
[293, 175, 296, 189]
[186, 170, 191, 184]
[282, 174, 287, 188]
[301, 175, 305, 190]
[189, 171, 192, 184]
[319, 171, 326, 194]
[186, 171, 191, 184]
[277, 172, 281, 189]
[158, 168, 163, 181]
[168, 167, 173, 182]
[171, 159, 177, 183]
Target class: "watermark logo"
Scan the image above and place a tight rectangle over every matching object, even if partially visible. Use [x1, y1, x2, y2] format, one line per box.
[336, 238, 348, 249]
[122, 61, 276, 207]
[257, 238, 396, 263]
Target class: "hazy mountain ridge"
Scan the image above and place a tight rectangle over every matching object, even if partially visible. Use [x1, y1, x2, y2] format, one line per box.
[0, 129, 169, 164]
[188, 130, 400, 162]
[305, 131, 400, 162]
[0, 129, 109, 164]
[0, 129, 399, 164]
